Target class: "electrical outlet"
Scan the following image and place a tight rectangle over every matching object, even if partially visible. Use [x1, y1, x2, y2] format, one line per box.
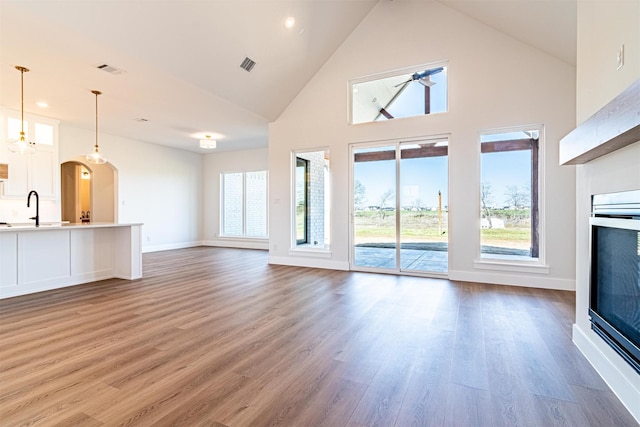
[616, 44, 624, 70]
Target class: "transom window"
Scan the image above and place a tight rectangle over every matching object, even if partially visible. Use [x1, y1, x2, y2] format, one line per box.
[7, 117, 54, 145]
[350, 62, 448, 124]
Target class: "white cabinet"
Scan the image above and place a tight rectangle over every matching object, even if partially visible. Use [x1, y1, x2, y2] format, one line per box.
[30, 149, 57, 197]
[2, 151, 29, 196]
[0, 223, 143, 299]
[0, 108, 59, 199]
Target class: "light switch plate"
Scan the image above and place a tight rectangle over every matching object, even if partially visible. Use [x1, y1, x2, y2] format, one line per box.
[616, 44, 624, 70]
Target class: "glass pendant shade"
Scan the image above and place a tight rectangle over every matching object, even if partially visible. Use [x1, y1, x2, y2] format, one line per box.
[86, 146, 107, 164]
[86, 90, 107, 164]
[7, 132, 36, 154]
[8, 66, 36, 155]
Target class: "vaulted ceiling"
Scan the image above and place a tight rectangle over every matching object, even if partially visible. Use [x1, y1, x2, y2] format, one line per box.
[0, 0, 576, 153]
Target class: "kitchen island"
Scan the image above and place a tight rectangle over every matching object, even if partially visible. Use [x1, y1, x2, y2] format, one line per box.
[0, 222, 142, 299]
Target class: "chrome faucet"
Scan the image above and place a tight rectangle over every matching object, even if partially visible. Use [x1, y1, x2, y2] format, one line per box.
[27, 190, 39, 227]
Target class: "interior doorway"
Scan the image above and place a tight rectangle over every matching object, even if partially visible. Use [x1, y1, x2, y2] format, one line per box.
[60, 159, 118, 223]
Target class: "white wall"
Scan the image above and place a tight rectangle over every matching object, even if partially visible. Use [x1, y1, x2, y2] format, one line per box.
[0, 193, 60, 225]
[202, 148, 268, 249]
[573, 1, 640, 421]
[268, 0, 577, 288]
[59, 125, 203, 252]
[576, 0, 640, 123]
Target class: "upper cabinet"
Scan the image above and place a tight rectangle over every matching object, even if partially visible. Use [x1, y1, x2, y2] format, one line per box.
[0, 108, 59, 199]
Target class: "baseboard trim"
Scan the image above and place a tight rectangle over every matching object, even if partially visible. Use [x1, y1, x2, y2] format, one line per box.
[572, 324, 640, 423]
[142, 241, 202, 253]
[202, 239, 269, 250]
[448, 269, 575, 290]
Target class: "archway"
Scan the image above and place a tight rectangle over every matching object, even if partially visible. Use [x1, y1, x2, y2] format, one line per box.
[60, 158, 118, 223]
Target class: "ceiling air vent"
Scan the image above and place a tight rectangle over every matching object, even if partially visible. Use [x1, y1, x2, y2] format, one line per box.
[96, 64, 126, 75]
[240, 57, 256, 72]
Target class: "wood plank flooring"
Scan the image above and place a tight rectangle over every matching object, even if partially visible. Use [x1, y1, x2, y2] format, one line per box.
[0, 246, 637, 426]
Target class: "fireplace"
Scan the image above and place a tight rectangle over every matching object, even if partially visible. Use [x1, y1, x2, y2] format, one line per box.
[589, 190, 640, 373]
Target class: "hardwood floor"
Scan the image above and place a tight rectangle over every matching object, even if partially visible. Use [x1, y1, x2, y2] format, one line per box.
[0, 246, 637, 426]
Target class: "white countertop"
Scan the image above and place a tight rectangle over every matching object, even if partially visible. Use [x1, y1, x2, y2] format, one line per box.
[0, 222, 143, 232]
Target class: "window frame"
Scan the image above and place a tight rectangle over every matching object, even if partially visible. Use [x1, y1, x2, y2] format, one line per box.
[219, 170, 268, 239]
[290, 148, 331, 254]
[295, 157, 310, 245]
[475, 125, 548, 271]
[348, 60, 449, 125]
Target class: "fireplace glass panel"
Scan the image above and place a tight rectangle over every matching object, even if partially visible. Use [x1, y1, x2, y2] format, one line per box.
[592, 226, 640, 351]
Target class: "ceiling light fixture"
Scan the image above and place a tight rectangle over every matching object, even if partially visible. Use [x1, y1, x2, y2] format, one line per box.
[86, 90, 107, 164]
[199, 135, 217, 149]
[285, 16, 296, 29]
[7, 66, 36, 155]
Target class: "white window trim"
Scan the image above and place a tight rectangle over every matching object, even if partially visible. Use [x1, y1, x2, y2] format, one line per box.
[288, 247, 332, 258]
[348, 134, 451, 274]
[290, 147, 331, 253]
[348, 60, 449, 125]
[476, 124, 547, 271]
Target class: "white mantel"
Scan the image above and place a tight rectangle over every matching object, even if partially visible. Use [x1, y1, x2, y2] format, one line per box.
[0, 222, 142, 299]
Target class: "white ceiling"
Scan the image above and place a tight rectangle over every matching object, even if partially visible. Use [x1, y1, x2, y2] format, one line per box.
[0, 0, 576, 154]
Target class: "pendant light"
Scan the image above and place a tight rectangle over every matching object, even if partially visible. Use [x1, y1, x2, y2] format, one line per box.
[86, 90, 107, 164]
[7, 66, 36, 155]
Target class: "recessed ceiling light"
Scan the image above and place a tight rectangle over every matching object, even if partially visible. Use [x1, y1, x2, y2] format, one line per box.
[36, 101, 48, 108]
[285, 16, 295, 29]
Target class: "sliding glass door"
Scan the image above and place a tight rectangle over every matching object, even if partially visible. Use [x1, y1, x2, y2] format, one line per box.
[352, 145, 398, 269]
[352, 138, 448, 274]
[399, 141, 448, 272]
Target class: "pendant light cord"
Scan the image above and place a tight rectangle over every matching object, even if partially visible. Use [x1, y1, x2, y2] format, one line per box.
[20, 69, 24, 135]
[15, 66, 29, 137]
[92, 90, 101, 151]
[95, 91, 98, 150]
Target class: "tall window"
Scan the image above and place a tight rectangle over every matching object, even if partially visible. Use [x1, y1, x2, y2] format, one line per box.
[296, 158, 310, 244]
[221, 171, 267, 238]
[480, 128, 540, 260]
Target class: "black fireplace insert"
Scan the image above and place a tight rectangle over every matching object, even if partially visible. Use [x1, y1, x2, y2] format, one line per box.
[590, 190, 640, 373]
